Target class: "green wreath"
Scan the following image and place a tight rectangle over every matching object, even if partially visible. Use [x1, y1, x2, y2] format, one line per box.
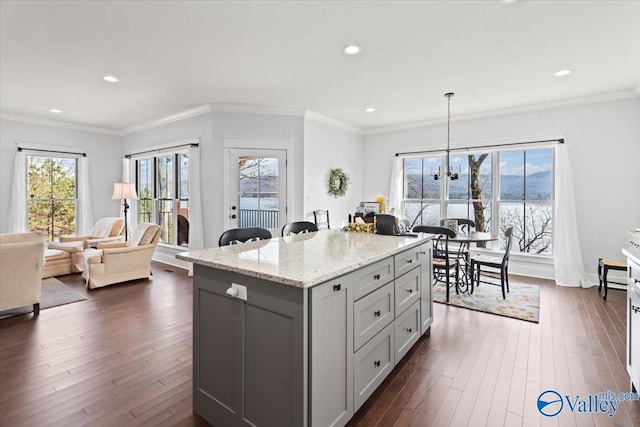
[328, 168, 350, 198]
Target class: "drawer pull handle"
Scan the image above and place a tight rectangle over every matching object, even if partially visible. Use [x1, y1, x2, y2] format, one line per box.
[374, 310, 381, 317]
[374, 360, 381, 367]
[420, 251, 426, 255]
[333, 284, 341, 292]
[374, 274, 381, 280]
[634, 278, 640, 284]
[407, 259, 413, 264]
[406, 328, 413, 333]
[406, 288, 414, 293]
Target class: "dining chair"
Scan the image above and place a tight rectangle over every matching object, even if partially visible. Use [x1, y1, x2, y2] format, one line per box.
[413, 225, 459, 302]
[440, 218, 476, 232]
[469, 226, 514, 299]
[313, 210, 330, 230]
[218, 227, 272, 247]
[282, 221, 318, 237]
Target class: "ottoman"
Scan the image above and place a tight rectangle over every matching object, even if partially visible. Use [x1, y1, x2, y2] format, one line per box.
[48, 241, 85, 273]
[43, 249, 72, 278]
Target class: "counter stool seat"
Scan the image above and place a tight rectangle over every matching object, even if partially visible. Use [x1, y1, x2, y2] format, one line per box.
[598, 258, 627, 301]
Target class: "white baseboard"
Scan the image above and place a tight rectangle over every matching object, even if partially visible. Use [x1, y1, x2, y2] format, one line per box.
[153, 244, 189, 271]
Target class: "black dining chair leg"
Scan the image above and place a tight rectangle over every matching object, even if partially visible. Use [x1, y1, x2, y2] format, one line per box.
[505, 266, 510, 293]
[445, 268, 450, 302]
[500, 270, 506, 299]
[597, 258, 603, 294]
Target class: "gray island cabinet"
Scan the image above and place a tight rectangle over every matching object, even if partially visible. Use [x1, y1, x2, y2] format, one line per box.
[176, 230, 433, 427]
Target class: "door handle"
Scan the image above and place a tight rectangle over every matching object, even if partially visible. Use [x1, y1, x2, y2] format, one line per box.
[230, 214, 236, 219]
[231, 206, 237, 210]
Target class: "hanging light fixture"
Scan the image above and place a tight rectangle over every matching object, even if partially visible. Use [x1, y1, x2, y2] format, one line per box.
[434, 92, 460, 181]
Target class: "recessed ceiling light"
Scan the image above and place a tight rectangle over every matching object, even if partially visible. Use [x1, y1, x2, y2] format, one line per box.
[555, 69, 572, 77]
[365, 107, 376, 113]
[49, 108, 62, 114]
[103, 75, 120, 83]
[343, 45, 361, 55]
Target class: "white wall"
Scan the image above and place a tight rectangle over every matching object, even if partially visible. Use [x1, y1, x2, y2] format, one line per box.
[303, 118, 363, 228]
[0, 119, 123, 233]
[361, 98, 640, 279]
[122, 111, 304, 249]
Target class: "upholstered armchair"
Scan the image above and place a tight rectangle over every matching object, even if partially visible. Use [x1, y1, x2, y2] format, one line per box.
[0, 232, 45, 315]
[48, 217, 125, 272]
[57, 217, 125, 248]
[82, 222, 163, 289]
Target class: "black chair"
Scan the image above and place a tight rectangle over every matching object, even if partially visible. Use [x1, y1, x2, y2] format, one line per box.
[470, 226, 514, 299]
[282, 221, 318, 237]
[440, 218, 476, 233]
[177, 214, 189, 245]
[413, 225, 459, 302]
[313, 210, 330, 230]
[440, 217, 476, 268]
[218, 227, 272, 247]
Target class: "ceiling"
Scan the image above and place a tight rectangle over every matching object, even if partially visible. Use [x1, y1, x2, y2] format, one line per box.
[1, 1, 639, 134]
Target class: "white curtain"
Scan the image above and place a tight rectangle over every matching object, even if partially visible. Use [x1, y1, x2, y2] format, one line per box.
[188, 145, 205, 275]
[8, 150, 27, 232]
[554, 144, 591, 287]
[78, 156, 94, 235]
[388, 156, 404, 218]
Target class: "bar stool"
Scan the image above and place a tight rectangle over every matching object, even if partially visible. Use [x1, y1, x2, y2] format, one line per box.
[598, 258, 627, 300]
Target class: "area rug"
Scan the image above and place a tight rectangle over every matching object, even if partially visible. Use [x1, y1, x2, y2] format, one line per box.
[0, 277, 87, 319]
[433, 280, 540, 323]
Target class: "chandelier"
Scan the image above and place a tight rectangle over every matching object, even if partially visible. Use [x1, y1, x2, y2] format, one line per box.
[433, 92, 460, 181]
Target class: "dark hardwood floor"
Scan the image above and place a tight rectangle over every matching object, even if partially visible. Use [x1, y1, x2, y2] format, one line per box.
[0, 264, 638, 426]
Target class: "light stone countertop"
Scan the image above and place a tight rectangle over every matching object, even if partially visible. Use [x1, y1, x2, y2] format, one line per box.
[623, 248, 640, 266]
[176, 230, 432, 288]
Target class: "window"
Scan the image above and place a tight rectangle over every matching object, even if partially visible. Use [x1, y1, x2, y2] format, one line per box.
[402, 146, 554, 255]
[27, 155, 77, 242]
[134, 152, 189, 247]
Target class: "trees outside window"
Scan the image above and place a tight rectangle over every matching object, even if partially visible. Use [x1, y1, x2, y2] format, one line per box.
[27, 156, 77, 242]
[402, 146, 554, 255]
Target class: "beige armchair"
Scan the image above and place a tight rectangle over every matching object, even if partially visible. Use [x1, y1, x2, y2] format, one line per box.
[48, 217, 125, 273]
[82, 223, 163, 289]
[0, 232, 45, 315]
[57, 217, 125, 248]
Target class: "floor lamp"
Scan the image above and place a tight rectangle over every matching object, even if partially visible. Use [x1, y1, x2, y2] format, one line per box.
[112, 183, 138, 241]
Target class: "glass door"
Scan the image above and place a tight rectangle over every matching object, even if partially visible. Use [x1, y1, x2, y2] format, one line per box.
[227, 149, 287, 234]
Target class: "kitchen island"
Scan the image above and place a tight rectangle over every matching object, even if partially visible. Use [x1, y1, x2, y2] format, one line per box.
[177, 230, 433, 427]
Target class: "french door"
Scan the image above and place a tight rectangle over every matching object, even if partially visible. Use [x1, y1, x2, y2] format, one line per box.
[226, 149, 287, 234]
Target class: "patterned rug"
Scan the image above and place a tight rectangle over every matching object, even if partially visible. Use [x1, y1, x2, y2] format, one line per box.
[433, 279, 540, 323]
[0, 277, 87, 319]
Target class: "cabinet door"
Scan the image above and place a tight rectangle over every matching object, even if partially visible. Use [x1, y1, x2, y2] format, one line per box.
[193, 267, 305, 427]
[419, 243, 433, 335]
[310, 278, 353, 427]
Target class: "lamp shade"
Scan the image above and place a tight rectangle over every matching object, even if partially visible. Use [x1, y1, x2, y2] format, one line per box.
[112, 183, 138, 200]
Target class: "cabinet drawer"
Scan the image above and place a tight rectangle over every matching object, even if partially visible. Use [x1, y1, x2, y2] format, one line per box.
[629, 258, 640, 285]
[394, 300, 420, 363]
[352, 258, 394, 301]
[395, 267, 420, 316]
[394, 247, 421, 278]
[354, 282, 394, 351]
[353, 322, 394, 411]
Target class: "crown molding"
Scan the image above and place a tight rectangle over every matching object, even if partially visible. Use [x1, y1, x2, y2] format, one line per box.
[303, 110, 362, 135]
[209, 103, 306, 117]
[0, 113, 121, 135]
[122, 104, 212, 135]
[363, 89, 640, 136]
